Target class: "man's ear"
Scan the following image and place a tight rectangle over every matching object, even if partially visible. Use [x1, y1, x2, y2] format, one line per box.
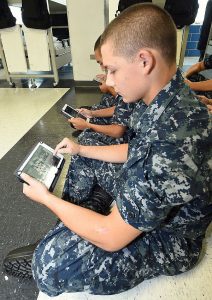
[137, 49, 155, 74]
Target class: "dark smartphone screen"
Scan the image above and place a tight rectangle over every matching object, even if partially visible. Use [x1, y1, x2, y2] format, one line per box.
[64, 105, 86, 120]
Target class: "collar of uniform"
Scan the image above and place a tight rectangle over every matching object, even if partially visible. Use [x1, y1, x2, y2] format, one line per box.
[148, 68, 183, 112]
[139, 68, 184, 125]
[130, 68, 185, 142]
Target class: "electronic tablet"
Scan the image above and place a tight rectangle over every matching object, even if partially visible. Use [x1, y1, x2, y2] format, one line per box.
[61, 104, 87, 120]
[15, 142, 65, 191]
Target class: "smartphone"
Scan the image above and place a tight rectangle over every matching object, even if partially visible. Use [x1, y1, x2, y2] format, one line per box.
[61, 104, 87, 120]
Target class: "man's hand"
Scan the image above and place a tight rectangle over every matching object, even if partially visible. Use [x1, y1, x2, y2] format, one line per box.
[198, 95, 212, 105]
[68, 118, 89, 130]
[207, 104, 212, 114]
[21, 173, 50, 205]
[184, 78, 191, 86]
[78, 108, 93, 118]
[54, 137, 80, 155]
[197, 96, 212, 114]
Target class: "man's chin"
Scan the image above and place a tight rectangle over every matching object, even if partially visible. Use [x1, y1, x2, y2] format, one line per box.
[122, 96, 130, 103]
[122, 97, 137, 103]
[118, 92, 139, 103]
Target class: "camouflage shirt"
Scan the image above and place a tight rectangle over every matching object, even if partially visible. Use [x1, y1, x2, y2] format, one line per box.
[79, 95, 136, 145]
[31, 70, 212, 297]
[116, 68, 212, 254]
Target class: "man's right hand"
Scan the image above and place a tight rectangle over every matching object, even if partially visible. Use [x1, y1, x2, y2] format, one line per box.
[78, 108, 93, 118]
[54, 138, 80, 156]
[198, 95, 212, 105]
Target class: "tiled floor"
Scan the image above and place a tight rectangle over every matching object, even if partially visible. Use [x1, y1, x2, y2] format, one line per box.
[0, 88, 69, 159]
[0, 58, 211, 300]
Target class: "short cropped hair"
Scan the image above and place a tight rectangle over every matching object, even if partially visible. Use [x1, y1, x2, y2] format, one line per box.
[94, 35, 101, 51]
[101, 4, 177, 65]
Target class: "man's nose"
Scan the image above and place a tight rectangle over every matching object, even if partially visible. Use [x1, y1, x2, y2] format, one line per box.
[106, 73, 114, 87]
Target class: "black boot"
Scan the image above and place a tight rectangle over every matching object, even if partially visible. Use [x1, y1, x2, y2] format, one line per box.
[72, 129, 82, 138]
[80, 184, 114, 215]
[3, 242, 40, 279]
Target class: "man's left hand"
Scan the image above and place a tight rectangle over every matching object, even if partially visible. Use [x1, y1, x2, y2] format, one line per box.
[68, 118, 89, 130]
[21, 173, 50, 205]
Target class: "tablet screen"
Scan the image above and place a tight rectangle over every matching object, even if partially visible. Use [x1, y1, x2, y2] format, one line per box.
[21, 145, 59, 184]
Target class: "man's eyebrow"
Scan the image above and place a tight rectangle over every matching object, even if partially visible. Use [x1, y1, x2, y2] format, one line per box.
[103, 65, 114, 70]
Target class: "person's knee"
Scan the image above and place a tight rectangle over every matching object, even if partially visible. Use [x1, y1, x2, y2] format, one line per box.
[31, 241, 62, 296]
[31, 233, 92, 296]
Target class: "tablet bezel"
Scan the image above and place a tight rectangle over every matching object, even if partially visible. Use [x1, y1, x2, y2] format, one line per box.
[15, 142, 65, 191]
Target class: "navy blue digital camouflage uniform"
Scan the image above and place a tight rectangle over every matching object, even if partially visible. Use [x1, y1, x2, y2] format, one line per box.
[78, 95, 136, 147]
[61, 97, 136, 204]
[89, 93, 117, 126]
[32, 69, 212, 297]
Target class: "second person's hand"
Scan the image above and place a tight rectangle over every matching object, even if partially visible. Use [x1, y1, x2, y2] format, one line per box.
[68, 118, 89, 130]
[78, 108, 93, 118]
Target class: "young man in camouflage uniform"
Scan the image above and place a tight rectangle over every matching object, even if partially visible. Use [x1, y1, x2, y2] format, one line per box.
[18, 3, 211, 297]
[72, 94, 136, 146]
[61, 97, 137, 206]
[70, 36, 135, 138]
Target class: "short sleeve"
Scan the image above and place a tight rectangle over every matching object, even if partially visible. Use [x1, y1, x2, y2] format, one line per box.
[116, 142, 202, 232]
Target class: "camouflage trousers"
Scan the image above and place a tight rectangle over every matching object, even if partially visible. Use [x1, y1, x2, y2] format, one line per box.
[31, 219, 200, 297]
[32, 221, 158, 297]
[61, 154, 122, 202]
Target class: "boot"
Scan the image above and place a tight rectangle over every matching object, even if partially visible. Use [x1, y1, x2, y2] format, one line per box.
[80, 184, 114, 215]
[72, 129, 82, 138]
[3, 242, 40, 279]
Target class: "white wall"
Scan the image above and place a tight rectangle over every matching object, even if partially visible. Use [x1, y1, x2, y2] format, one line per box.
[195, 0, 208, 24]
[66, 0, 105, 81]
[66, 0, 191, 81]
[109, 0, 119, 21]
